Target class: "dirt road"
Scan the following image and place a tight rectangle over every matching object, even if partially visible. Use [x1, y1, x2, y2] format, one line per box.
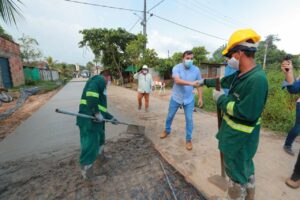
[107, 85, 299, 200]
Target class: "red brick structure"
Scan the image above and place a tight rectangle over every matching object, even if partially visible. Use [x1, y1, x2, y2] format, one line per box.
[0, 37, 24, 88]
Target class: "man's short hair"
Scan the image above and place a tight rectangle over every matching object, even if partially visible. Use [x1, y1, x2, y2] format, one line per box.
[182, 50, 193, 58]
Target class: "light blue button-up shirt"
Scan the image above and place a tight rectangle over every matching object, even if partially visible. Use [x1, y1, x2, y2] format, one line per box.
[223, 64, 237, 95]
[133, 72, 153, 93]
[171, 63, 202, 105]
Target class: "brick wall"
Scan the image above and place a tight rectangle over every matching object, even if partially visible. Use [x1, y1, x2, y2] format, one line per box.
[0, 37, 24, 87]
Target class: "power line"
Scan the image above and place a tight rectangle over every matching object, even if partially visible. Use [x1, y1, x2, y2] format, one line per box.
[148, 0, 166, 12]
[64, 0, 144, 13]
[151, 14, 227, 41]
[188, 0, 239, 27]
[129, 19, 140, 32]
[173, 0, 236, 28]
[193, 0, 247, 27]
[63, 0, 227, 41]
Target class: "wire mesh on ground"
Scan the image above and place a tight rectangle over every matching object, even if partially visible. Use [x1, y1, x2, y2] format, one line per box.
[0, 87, 39, 120]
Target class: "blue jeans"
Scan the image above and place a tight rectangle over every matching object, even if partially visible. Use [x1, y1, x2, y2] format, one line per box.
[284, 102, 300, 148]
[165, 97, 194, 141]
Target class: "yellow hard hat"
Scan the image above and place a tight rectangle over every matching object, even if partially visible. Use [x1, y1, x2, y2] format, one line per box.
[222, 29, 261, 56]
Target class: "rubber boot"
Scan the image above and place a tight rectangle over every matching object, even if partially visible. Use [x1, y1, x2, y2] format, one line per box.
[81, 163, 107, 184]
[227, 180, 246, 200]
[245, 175, 255, 200]
[80, 164, 93, 180]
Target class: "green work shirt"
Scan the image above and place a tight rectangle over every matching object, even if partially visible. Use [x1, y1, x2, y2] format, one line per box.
[205, 65, 268, 159]
[76, 75, 113, 127]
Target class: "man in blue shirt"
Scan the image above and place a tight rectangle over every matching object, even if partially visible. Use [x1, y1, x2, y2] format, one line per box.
[282, 59, 300, 189]
[160, 50, 203, 150]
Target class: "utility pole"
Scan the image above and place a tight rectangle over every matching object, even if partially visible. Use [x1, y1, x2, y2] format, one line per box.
[142, 0, 147, 51]
[263, 43, 268, 70]
[143, 0, 147, 37]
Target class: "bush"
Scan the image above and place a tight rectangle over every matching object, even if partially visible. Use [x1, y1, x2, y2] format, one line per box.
[261, 70, 297, 133]
[25, 80, 38, 86]
[194, 70, 298, 134]
[195, 87, 216, 112]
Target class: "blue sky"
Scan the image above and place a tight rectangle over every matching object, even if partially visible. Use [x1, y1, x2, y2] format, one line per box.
[2, 0, 300, 65]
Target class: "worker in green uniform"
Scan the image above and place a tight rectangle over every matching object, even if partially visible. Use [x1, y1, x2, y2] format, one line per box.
[76, 70, 118, 180]
[199, 29, 268, 200]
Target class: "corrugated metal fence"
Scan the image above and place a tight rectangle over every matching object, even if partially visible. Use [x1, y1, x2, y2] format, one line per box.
[23, 67, 59, 81]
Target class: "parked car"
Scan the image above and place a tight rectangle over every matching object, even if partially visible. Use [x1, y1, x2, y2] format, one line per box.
[80, 70, 89, 78]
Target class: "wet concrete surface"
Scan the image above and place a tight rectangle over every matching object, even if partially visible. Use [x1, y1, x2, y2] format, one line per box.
[0, 80, 204, 200]
[0, 80, 129, 163]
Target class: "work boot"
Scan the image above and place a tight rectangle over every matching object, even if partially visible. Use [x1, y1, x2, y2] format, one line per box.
[81, 164, 93, 180]
[186, 141, 192, 150]
[285, 177, 300, 189]
[81, 164, 107, 183]
[227, 180, 246, 200]
[283, 146, 295, 156]
[160, 130, 169, 139]
[245, 175, 255, 200]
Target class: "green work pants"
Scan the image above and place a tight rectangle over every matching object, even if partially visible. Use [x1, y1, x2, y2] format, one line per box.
[224, 153, 254, 184]
[78, 122, 105, 165]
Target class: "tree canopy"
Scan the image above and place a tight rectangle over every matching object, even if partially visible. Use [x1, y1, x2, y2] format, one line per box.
[79, 28, 136, 83]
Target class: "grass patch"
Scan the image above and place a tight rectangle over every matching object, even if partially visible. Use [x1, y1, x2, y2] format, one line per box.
[195, 87, 217, 112]
[9, 80, 63, 94]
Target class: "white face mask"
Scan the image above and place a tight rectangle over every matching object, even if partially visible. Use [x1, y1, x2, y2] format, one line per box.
[228, 57, 240, 70]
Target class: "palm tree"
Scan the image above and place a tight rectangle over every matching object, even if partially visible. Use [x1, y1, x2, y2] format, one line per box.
[45, 56, 57, 81]
[0, 0, 23, 26]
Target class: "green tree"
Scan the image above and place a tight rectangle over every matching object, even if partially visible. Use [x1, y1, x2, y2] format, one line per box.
[45, 56, 58, 81]
[171, 52, 182, 64]
[139, 48, 159, 68]
[125, 33, 147, 67]
[54, 62, 73, 82]
[79, 28, 136, 84]
[86, 61, 94, 76]
[192, 46, 209, 65]
[0, 25, 13, 41]
[0, 0, 23, 26]
[210, 44, 226, 63]
[255, 35, 285, 69]
[18, 34, 42, 63]
[155, 58, 175, 79]
[45, 56, 57, 70]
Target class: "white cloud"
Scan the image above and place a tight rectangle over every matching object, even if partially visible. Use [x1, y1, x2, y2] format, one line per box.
[148, 30, 193, 58]
[17, 14, 94, 64]
[2, 0, 300, 66]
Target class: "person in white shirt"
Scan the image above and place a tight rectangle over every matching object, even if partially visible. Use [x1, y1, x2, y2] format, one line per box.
[133, 65, 154, 112]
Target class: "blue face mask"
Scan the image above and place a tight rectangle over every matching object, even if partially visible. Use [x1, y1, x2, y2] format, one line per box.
[184, 59, 193, 68]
